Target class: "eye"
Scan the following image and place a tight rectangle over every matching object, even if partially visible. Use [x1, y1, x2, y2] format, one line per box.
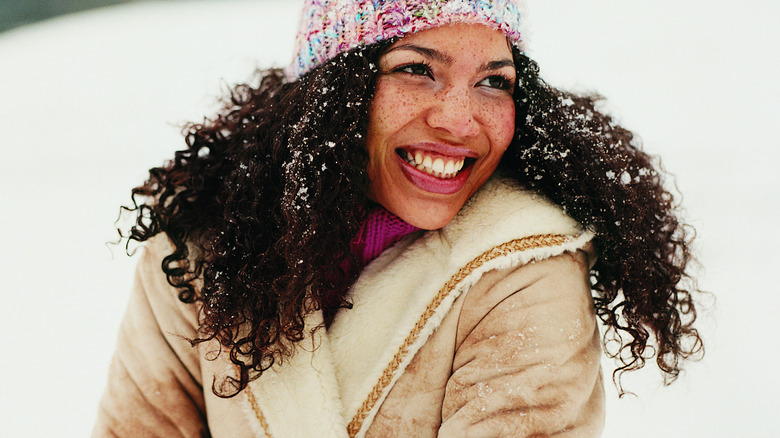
[477, 74, 515, 92]
[393, 62, 434, 79]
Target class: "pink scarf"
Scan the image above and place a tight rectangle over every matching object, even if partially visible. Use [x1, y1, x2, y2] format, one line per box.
[350, 205, 420, 268]
[324, 205, 419, 326]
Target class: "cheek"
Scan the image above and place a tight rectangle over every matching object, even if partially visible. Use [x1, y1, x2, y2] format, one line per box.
[366, 89, 391, 164]
[366, 85, 403, 177]
[367, 82, 422, 161]
[488, 102, 516, 155]
[370, 82, 407, 133]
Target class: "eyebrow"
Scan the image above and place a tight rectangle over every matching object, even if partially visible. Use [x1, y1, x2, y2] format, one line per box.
[385, 44, 454, 64]
[385, 44, 514, 72]
[479, 59, 516, 72]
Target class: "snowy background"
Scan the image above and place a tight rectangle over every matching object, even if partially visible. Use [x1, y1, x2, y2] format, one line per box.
[1, 0, 778, 436]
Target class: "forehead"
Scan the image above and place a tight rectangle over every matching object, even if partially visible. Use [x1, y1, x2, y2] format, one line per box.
[387, 23, 513, 55]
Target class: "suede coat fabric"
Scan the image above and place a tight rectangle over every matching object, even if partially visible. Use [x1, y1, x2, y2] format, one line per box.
[93, 178, 605, 438]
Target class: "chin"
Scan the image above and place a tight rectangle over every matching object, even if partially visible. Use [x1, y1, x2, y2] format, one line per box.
[393, 201, 462, 230]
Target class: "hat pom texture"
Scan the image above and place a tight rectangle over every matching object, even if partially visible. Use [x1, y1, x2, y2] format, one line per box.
[287, 0, 527, 79]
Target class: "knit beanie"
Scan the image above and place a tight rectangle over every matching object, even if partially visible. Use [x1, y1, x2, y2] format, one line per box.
[287, 0, 527, 79]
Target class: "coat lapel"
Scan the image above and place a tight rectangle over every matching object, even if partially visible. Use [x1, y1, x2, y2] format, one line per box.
[242, 309, 349, 438]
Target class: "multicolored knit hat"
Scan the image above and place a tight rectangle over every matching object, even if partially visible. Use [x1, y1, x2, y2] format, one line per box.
[287, 0, 527, 79]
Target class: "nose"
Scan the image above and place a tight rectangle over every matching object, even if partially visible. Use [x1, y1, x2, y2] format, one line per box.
[425, 85, 480, 138]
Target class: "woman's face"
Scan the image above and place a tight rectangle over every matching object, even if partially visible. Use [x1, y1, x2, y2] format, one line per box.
[365, 23, 516, 230]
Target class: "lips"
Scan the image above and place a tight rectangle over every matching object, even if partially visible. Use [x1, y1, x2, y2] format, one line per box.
[395, 144, 476, 195]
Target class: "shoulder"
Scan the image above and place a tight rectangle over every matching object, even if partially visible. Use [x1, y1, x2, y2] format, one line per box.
[432, 177, 597, 349]
[130, 233, 201, 337]
[133, 234, 180, 297]
[94, 233, 207, 436]
[441, 248, 605, 436]
[454, 247, 596, 349]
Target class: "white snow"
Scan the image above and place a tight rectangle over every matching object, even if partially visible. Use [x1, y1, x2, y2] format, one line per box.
[0, 1, 778, 437]
[619, 170, 631, 185]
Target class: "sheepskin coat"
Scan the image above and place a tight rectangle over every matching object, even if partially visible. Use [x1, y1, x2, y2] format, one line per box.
[93, 178, 605, 437]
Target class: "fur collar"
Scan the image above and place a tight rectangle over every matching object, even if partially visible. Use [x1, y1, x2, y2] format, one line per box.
[241, 178, 592, 438]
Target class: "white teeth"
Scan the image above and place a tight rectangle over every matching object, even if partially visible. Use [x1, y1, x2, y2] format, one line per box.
[402, 149, 468, 179]
[444, 160, 455, 175]
[432, 158, 444, 173]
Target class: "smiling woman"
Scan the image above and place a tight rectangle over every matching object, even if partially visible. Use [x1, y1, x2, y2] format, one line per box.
[366, 24, 516, 229]
[93, 1, 703, 437]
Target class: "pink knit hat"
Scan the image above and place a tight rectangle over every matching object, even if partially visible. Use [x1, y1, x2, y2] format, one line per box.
[287, 0, 527, 79]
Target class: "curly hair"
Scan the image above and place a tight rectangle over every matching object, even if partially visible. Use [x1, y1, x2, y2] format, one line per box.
[120, 42, 703, 397]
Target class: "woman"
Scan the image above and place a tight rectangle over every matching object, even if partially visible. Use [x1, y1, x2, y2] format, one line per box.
[94, 1, 702, 437]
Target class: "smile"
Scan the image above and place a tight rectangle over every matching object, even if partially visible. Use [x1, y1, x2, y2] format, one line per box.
[400, 150, 466, 179]
[395, 147, 476, 195]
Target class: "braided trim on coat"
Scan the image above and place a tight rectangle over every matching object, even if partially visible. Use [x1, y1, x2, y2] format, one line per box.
[346, 233, 574, 436]
[246, 389, 272, 437]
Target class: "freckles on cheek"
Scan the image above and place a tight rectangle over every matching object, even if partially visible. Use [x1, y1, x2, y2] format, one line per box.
[477, 98, 515, 147]
[375, 85, 414, 128]
[496, 105, 516, 147]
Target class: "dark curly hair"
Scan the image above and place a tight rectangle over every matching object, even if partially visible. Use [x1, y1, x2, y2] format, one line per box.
[120, 41, 703, 397]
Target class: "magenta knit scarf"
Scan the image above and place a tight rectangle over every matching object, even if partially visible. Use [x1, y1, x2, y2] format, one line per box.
[350, 205, 420, 268]
[325, 206, 419, 326]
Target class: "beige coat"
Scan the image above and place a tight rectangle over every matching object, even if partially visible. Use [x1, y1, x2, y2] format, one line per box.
[94, 178, 604, 437]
